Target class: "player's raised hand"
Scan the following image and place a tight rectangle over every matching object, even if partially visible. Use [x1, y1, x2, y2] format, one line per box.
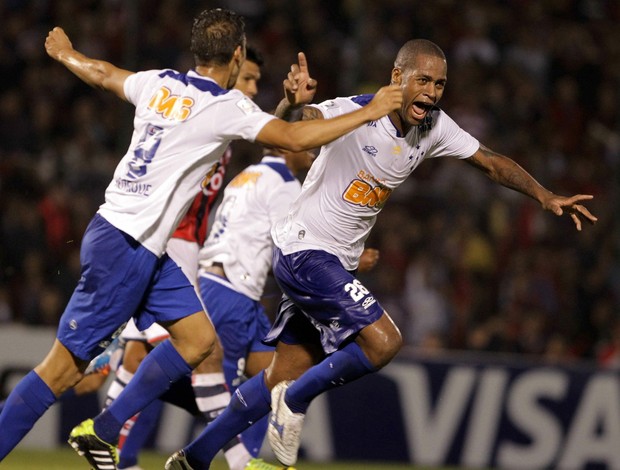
[541, 193, 598, 231]
[366, 85, 403, 120]
[45, 27, 74, 61]
[283, 52, 318, 107]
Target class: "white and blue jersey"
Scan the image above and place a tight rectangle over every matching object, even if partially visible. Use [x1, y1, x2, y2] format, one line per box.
[58, 69, 276, 360]
[99, 69, 276, 256]
[197, 156, 301, 386]
[268, 95, 479, 353]
[199, 156, 301, 300]
[272, 95, 479, 270]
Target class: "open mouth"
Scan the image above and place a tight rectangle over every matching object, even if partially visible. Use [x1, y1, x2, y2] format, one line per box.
[411, 101, 432, 120]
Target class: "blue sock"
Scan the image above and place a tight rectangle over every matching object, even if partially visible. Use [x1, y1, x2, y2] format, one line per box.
[240, 413, 268, 457]
[94, 340, 192, 444]
[184, 371, 271, 469]
[0, 371, 57, 459]
[286, 341, 376, 414]
[118, 398, 163, 469]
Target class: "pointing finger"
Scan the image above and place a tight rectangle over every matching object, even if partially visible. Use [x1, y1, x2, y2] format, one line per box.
[298, 52, 309, 73]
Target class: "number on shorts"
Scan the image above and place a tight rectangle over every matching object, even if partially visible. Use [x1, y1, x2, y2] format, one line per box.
[344, 279, 369, 302]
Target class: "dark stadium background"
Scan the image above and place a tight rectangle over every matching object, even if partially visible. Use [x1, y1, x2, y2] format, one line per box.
[1, 1, 619, 469]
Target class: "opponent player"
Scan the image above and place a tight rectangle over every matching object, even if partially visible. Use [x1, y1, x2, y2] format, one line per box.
[164, 39, 597, 470]
[0, 9, 402, 469]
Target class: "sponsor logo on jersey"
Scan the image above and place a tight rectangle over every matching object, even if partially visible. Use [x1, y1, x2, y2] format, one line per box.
[362, 145, 378, 157]
[342, 170, 392, 209]
[200, 162, 220, 190]
[362, 296, 376, 309]
[229, 170, 261, 187]
[148, 86, 194, 121]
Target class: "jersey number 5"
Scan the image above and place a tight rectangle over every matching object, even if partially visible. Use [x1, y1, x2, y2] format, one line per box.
[126, 124, 164, 179]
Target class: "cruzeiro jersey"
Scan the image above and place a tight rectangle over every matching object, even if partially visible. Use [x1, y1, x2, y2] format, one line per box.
[271, 95, 480, 270]
[98, 69, 276, 256]
[198, 156, 301, 300]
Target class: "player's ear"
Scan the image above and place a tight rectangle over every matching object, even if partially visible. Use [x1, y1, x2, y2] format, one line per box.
[233, 45, 244, 65]
[391, 67, 402, 86]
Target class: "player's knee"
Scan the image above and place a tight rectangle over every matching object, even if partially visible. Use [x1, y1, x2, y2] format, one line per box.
[123, 341, 150, 373]
[197, 332, 217, 362]
[360, 320, 403, 369]
[193, 338, 223, 373]
[381, 328, 403, 366]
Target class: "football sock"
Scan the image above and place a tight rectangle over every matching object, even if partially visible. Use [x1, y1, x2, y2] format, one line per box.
[285, 341, 376, 414]
[184, 371, 271, 470]
[192, 372, 252, 470]
[192, 372, 230, 420]
[102, 364, 143, 455]
[118, 398, 163, 469]
[94, 339, 191, 444]
[0, 371, 57, 459]
[240, 413, 269, 457]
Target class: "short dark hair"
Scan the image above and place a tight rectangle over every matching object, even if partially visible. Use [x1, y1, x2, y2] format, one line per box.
[191, 9, 246, 67]
[245, 46, 264, 67]
[394, 39, 446, 69]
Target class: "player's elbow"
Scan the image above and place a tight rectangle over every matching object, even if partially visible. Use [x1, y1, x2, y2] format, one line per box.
[280, 139, 306, 153]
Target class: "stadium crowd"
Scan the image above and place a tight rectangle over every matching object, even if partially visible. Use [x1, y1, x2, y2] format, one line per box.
[1, 0, 619, 366]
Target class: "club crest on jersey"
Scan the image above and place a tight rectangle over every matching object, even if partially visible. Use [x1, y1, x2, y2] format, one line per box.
[408, 144, 426, 166]
[362, 145, 378, 157]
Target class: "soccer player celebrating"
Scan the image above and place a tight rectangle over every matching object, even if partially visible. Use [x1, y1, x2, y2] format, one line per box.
[164, 39, 597, 470]
[0, 9, 402, 470]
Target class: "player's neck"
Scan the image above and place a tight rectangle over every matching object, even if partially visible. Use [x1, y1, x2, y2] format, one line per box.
[389, 111, 412, 136]
[195, 65, 233, 90]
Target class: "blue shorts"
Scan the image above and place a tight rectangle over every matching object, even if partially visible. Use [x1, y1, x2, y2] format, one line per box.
[198, 273, 273, 389]
[57, 214, 203, 361]
[264, 248, 384, 354]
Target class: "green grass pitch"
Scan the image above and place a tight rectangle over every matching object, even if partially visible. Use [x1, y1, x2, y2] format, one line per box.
[1, 448, 458, 469]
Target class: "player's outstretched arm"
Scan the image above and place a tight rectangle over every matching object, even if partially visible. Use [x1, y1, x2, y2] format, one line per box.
[258, 84, 402, 152]
[45, 27, 133, 101]
[465, 145, 598, 231]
